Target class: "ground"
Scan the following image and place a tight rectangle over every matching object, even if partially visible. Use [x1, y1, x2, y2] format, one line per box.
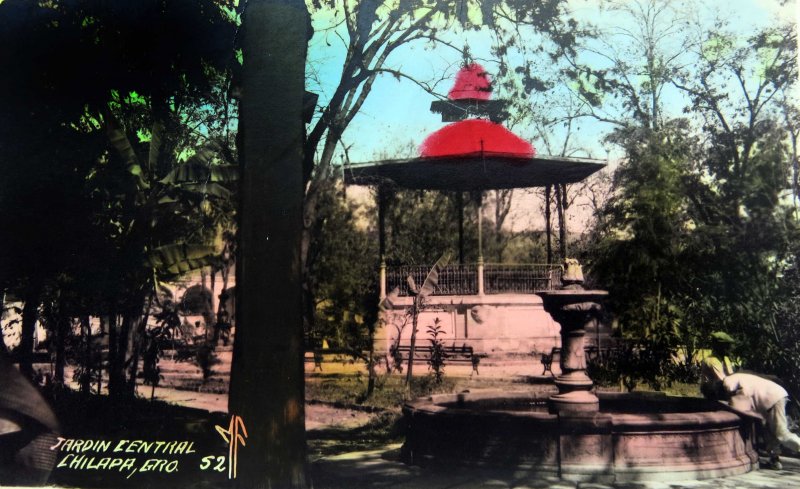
[24, 353, 800, 488]
[311, 447, 800, 489]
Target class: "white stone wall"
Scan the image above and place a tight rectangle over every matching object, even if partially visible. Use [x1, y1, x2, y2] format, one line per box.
[376, 294, 562, 355]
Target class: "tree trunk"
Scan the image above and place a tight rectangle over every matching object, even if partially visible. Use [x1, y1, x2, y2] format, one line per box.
[493, 189, 513, 262]
[545, 185, 553, 263]
[201, 269, 214, 338]
[555, 184, 567, 259]
[54, 311, 69, 386]
[0, 293, 7, 356]
[97, 316, 104, 395]
[219, 254, 232, 328]
[18, 283, 42, 380]
[116, 313, 133, 395]
[127, 294, 153, 397]
[107, 311, 118, 396]
[560, 184, 568, 258]
[209, 267, 217, 342]
[108, 304, 138, 399]
[456, 191, 464, 264]
[228, 1, 309, 487]
[108, 310, 122, 397]
[405, 299, 419, 391]
[80, 315, 92, 394]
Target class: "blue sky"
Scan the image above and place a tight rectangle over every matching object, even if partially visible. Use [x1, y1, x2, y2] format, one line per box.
[306, 0, 797, 164]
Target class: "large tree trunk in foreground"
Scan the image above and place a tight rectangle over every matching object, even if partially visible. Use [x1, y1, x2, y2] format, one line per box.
[229, 0, 309, 487]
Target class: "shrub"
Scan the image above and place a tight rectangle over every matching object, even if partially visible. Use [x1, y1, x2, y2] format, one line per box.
[426, 317, 447, 384]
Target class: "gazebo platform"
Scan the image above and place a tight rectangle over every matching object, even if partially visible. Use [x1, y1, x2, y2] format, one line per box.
[377, 291, 562, 356]
[377, 263, 565, 356]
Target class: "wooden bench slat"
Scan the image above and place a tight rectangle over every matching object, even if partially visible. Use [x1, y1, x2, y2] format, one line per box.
[391, 344, 484, 374]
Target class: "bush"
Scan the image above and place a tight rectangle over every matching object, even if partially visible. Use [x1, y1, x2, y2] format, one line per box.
[587, 338, 690, 392]
[426, 318, 447, 383]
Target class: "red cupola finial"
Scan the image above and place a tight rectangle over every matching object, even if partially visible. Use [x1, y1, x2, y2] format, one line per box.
[421, 63, 536, 159]
[448, 63, 492, 101]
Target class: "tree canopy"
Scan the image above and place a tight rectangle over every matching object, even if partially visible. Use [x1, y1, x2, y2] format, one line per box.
[0, 0, 238, 390]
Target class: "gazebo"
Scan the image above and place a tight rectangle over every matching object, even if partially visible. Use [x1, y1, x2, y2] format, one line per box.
[344, 63, 605, 356]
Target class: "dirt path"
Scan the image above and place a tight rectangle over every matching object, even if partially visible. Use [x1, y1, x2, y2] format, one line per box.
[141, 385, 377, 432]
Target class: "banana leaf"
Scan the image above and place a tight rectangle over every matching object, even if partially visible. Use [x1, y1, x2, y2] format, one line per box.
[105, 114, 149, 189]
[176, 182, 233, 201]
[148, 121, 164, 171]
[160, 162, 238, 185]
[379, 287, 400, 311]
[146, 243, 220, 276]
[418, 253, 450, 299]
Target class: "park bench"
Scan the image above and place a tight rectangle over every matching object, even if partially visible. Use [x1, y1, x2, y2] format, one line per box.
[540, 347, 561, 376]
[539, 345, 606, 375]
[304, 348, 358, 371]
[392, 343, 485, 375]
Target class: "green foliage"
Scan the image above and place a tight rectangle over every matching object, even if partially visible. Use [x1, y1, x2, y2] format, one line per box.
[742, 259, 800, 402]
[308, 184, 378, 352]
[0, 0, 238, 392]
[426, 317, 447, 383]
[591, 122, 698, 348]
[405, 253, 450, 389]
[384, 190, 472, 266]
[589, 109, 795, 387]
[140, 335, 162, 401]
[588, 339, 698, 392]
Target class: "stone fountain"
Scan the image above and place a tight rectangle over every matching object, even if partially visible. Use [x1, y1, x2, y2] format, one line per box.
[401, 260, 759, 482]
[538, 258, 607, 414]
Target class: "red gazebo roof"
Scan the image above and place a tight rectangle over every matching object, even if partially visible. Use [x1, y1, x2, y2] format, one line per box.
[419, 119, 536, 158]
[344, 155, 605, 191]
[343, 63, 605, 191]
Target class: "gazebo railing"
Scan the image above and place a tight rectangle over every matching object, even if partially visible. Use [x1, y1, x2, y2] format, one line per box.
[483, 264, 562, 294]
[385, 263, 562, 297]
[387, 264, 478, 296]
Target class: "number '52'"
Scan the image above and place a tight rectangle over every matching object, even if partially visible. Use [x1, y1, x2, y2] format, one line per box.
[200, 455, 226, 472]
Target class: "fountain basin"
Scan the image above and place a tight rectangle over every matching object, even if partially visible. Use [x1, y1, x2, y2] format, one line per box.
[401, 390, 758, 482]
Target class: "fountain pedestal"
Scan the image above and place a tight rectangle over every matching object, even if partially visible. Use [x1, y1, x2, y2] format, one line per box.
[539, 260, 607, 414]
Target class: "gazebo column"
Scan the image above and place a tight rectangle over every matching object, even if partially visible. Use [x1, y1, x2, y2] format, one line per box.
[379, 262, 386, 299]
[477, 190, 484, 295]
[378, 185, 388, 299]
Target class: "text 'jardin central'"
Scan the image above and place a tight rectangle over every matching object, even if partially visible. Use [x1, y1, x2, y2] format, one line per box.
[50, 437, 197, 478]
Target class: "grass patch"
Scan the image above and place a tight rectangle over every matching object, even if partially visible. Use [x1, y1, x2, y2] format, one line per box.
[304, 375, 469, 461]
[651, 381, 702, 397]
[305, 373, 458, 411]
[597, 381, 702, 397]
[307, 411, 404, 462]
